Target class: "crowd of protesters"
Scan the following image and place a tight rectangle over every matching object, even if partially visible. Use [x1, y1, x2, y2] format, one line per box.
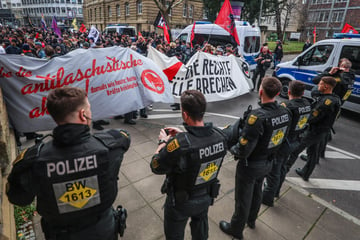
[0, 25, 241, 63]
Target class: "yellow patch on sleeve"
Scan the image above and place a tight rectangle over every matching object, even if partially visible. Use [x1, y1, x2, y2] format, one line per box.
[247, 115, 258, 125]
[325, 99, 332, 106]
[312, 110, 319, 117]
[151, 158, 160, 169]
[335, 77, 341, 82]
[167, 139, 180, 152]
[240, 137, 248, 145]
[13, 149, 28, 166]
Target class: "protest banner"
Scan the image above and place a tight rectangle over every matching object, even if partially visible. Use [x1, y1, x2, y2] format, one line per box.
[0, 47, 173, 132]
[148, 47, 251, 102]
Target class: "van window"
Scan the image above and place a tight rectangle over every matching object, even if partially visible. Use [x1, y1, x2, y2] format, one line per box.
[340, 45, 360, 75]
[300, 45, 334, 66]
[244, 36, 260, 53]
[106, 28, 117, 34]
[120, 28, 135, 36]
[192, 34, 234, 47]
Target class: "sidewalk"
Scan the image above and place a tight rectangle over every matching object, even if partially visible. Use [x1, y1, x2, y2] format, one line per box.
[32, 119, 360, 240]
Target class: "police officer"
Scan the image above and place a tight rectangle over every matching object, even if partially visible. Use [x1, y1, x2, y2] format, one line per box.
[289, 77, 341, 181]
[150, 90, 227, 240]
[310, 58, 355, 159]
[262, 80, 312, 206]
[252, 46, 272, 91]
[7, 87, 130, 240]
[220, 77, 292, 240]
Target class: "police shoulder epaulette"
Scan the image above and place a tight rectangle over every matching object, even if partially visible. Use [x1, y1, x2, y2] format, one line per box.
[247, 114, 258, 125]
[93, 129, 130, 150]
[324, 98, 332, 106]
[13, 143, 43, 166]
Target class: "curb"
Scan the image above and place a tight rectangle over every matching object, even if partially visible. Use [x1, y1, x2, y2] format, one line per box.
[285, 179, 360, 226]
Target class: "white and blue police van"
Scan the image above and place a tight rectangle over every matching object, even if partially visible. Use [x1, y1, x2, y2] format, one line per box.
[104, 24, 137, 40]
[176, 21, 261, 71]
[273, 33, 360, 113]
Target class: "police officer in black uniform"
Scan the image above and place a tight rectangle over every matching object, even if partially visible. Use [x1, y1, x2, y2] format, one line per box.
[309, 58, 355, 159]
[150, 90, 227, 240]
[288, 76, 341, 181]
[7, 87, 130, 240]
[262, 80, 312, 206]
[220, 77, 292, 240]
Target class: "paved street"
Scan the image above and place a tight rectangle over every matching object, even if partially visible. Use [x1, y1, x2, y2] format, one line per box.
[28, 117, 360, 240]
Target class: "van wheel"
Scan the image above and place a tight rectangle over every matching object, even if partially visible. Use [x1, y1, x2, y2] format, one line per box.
[280, 79, 290, 99]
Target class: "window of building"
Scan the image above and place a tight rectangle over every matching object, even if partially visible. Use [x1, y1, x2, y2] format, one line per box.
[108, 5, 111, 16]
[66, 0, 70, 3]
[73, 7, 77, 15]
[183, 3, 187, 17]
[89, 9, 92, 18]
[116, 4, 120, 16]
[99, 7, 101, 18]
[60, 0, 64, 3]
[166, 1, 172, 16]
[203, 8, 208, 19]
[72, 0, 76, 4]
[332, 11, 344, 22]
[137, 0, 142, 14]
[61, 7, 65, 13]
[17, 2, 21, 6]
[125, 2, 129, 16]
[189, 5, 193, 18]
[78, 8, 82, 14]
[56, 7, 60, 13]
[77, 0, 82, 3]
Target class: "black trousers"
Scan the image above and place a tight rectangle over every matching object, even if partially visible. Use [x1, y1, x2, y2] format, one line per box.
[288, 130, 328, 179]
[164, 194, 212, 240]
[252, 65, 266, 91]
[230, 161, 272, 236]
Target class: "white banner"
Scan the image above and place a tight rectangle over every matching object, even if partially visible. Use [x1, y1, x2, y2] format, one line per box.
[148, 47, 251, 102]
[0, 47, 173, 132]
[88, 25, 100, 43]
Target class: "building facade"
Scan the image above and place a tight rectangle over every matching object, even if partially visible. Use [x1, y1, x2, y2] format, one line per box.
[21, 0, 83, 28]
[304, 0, 360, 40]
[83, 0, 204, 32]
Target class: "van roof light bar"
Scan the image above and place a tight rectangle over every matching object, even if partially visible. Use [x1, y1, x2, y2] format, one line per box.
[333, 33, 360, 39]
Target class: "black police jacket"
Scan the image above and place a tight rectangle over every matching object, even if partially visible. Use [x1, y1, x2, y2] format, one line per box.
[308, 93, 341, 133]
[281, 98, 312, 141]
[151, 123, 227, 193]
[232, 102, 292, 163]
[7, 124, 130, 227]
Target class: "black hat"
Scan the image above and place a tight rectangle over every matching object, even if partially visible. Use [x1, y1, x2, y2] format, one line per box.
[22, 44, 30, 51]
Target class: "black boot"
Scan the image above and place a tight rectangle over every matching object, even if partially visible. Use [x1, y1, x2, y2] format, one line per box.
[219, 221, 243, 240]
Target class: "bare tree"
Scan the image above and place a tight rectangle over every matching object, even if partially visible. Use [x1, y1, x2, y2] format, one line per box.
[152, 0, 185, 27]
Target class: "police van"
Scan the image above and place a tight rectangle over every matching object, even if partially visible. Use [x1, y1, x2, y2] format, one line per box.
[104, 24, 136, 38]
[176, 21, 261, 71]
[273, 33, 360, 113]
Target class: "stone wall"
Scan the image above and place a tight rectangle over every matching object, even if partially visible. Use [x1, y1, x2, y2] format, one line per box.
[0, 87, 17, 240]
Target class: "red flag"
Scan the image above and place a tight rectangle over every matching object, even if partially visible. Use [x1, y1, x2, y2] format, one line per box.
[79, 24, 87, 33]
[138, 31, 143, 38]
[341, 23, 359, 34]
[190, 22, 196, 48]
[163, 25, 170, 44]
[313, 26, 316, 43]
[215, 0, 240, 45]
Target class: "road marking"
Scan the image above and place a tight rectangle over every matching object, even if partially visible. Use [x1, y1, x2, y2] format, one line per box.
[326, 145, 360, 159]
[286, 177, 360, 191]
[325, 151, 354, 159]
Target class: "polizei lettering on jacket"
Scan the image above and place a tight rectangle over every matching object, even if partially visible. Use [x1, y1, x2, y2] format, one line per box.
[199, 142, 224, 159]
[47, 155, 98, 177]
[298, 105, 311, 114]
[271, 114, 290, 126]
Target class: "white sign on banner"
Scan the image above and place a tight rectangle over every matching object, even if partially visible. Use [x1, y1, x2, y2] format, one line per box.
[148, 47, 251, 102]
[0, 47, 173, 132]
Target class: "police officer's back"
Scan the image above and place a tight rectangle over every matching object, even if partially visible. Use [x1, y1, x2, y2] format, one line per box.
[150, 90, 227, 240]
[262, 80, 312, 206]
[6, 87, 130, 240]
[220, 77, 292, 240]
